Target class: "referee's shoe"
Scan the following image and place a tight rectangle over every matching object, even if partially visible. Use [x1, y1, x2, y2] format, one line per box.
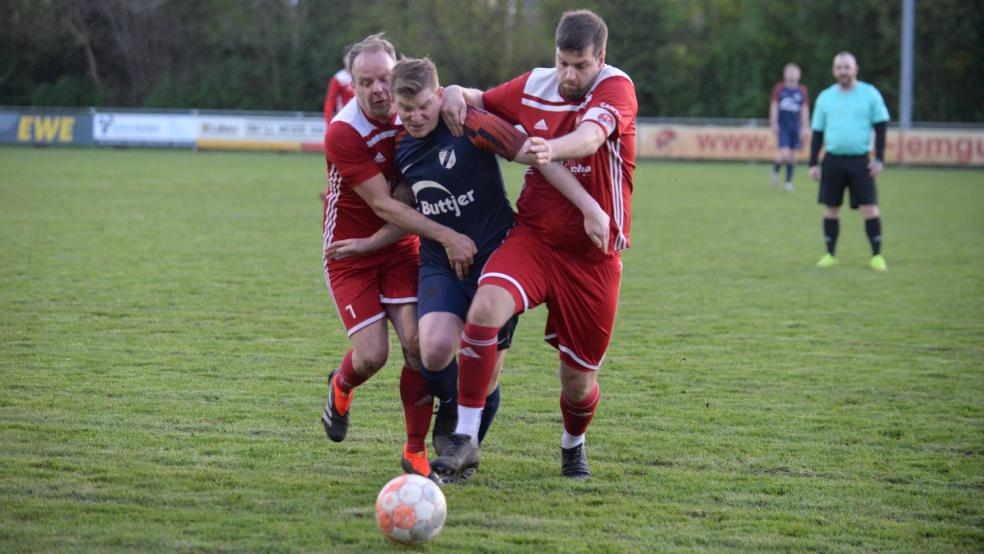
[816, 253, 838, 268]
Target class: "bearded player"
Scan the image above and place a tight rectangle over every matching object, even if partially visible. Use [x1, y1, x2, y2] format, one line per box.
[432, 10, 637, 480]
[328, 56, 609, 482]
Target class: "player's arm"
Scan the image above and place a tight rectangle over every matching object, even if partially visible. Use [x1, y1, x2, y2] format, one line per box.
[441, 85, 486, 137]
[528, 123, 607, 165]
[325, 223, 407, 260]
[536, 162, 609, 252]
[354, 174, 476, 279]
[800, 103, 811, 144]
[324, 182, 414, 260]
[464, 107, 610, 252]
[769, 84, 780, 133]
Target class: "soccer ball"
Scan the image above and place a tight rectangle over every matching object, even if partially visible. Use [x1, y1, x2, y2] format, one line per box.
[375, 474, 447, 545]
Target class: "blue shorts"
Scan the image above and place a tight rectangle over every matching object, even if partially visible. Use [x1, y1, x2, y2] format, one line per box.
[418, 263, 518, 350]
[778, 127, 801, 149]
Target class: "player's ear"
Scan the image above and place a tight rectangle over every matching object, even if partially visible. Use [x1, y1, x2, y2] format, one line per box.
[597, 50, 606, 66]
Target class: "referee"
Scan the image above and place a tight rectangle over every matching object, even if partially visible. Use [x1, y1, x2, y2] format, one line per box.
[808, 51, 890, 271]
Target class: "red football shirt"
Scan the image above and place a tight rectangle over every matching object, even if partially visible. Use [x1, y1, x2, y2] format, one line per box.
[483, 65, 637, 260]
[324, 69, 355, 122]
[323, 101, 417, 251]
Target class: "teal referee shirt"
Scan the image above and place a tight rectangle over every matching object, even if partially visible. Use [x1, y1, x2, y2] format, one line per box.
[811, 81, 890, 155]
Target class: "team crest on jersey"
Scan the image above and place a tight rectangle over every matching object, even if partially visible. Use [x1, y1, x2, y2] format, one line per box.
[438, 145, 456, 169]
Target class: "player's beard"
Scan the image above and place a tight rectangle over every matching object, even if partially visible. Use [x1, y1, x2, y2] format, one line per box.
[560, 81, 589, 101]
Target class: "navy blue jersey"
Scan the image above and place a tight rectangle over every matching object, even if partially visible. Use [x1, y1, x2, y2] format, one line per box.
[771, 82, 810, 131]
[395, 107, 526, 270]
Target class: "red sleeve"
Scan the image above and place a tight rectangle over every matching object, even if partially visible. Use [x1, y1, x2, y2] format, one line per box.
[481, 72, 531, 125]
[341, 85, 355, 106]
[326, 77, 342, 117]
[770, 83, 782, 103]
[582, 76, 637, 138]
[324, 81, 335, 122]
[324, 122, 381, 185]
[800, 84, 809, 107]
[463, 106, 527, 161]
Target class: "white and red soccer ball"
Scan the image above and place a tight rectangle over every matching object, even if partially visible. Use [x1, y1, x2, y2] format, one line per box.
[375, 474, 447, 545]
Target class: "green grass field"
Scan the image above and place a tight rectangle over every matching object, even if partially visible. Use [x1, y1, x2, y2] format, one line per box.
[1, 146, 981, 552]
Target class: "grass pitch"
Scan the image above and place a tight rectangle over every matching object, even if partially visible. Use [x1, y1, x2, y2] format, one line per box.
[1, 146, 981, 552]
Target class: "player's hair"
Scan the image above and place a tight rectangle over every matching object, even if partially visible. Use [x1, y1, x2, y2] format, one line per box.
[784, 62, 800, 72]
[555, 9, 608, 56]
[391, 57, 439, 98]
[344, 33, 396, 73]
[834, 51, 857, 64]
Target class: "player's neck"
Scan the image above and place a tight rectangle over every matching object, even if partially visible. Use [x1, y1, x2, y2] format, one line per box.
[837, 79, 857, 92]
[362, 107, 394, 126]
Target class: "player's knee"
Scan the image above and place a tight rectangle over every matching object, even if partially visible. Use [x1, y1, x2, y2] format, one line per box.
[353, 347, 388, 373]
[400, 335, 421, 370]
[559, 363, 597, 401]
[420, 336, 456, 370]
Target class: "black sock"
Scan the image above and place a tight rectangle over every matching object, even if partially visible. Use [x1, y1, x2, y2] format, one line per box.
[477, 385, 500, 445]
[772, 162, 780, 173]
[420, 360, 457, 407]
[865, 217, 882, 256]
[823, 218, 839, 255]
[786, 163, 794, 182]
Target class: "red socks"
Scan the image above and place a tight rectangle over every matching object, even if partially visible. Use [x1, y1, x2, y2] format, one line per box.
[560, 382, 600, 437]
[336, 349, 369, 394]
[457, 323, 500, 408]
[400, 366, 433, 453]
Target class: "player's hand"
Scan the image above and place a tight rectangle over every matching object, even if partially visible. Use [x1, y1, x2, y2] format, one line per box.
[809, 165, 821, 182]
[392, 181, 415, 207]
[325, 238, 377, 260]
[527, 136, 553, 166]
[442, 231, 477, 280]
[583, 207, 610, 253]
[868, 158, 884, 178]
[440, 85, 467, 137]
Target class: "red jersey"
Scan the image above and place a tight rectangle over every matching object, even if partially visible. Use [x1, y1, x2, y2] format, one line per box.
[323, 69, 355, 122]
[483, 65, 637, 261]
[323, 101, 416, 251]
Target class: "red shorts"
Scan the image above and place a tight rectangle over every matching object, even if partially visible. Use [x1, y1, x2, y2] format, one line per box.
[478, 227, 621, 371]
[324, 243, 419, 336]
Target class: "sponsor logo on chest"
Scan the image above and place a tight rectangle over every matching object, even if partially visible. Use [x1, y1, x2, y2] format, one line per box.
[412, 180, 476, 218]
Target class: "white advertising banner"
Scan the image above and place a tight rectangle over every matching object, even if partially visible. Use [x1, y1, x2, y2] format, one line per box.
[93, 113, 198, 146]
[198, 115, 325, 151]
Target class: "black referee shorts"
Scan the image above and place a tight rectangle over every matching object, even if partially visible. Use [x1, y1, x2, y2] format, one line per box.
[819, 154, 877, 209]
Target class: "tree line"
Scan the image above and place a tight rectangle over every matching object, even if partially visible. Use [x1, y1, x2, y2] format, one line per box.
[2, 0, 981, 122]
